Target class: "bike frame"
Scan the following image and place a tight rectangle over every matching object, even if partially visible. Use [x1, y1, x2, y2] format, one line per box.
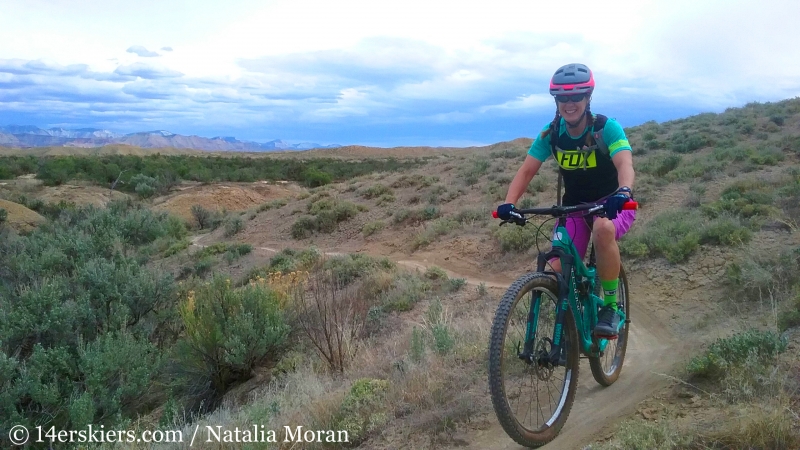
[523, 216, 626, 365]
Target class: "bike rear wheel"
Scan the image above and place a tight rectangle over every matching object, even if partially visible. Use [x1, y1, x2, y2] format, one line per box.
[589, 264, 631, 386]
[488, 272, 580, 448]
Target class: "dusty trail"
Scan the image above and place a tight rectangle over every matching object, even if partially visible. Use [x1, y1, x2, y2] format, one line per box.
[190, 236, 685, 449]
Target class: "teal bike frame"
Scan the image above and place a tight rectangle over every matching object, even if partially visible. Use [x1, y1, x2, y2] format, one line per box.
[521, 210, 627, 364]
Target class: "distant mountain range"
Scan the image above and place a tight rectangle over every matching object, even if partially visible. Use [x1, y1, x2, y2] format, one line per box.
[0, 125, 341, 152]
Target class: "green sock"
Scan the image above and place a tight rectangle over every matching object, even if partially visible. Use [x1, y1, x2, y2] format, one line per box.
[601, 279, 619, 311]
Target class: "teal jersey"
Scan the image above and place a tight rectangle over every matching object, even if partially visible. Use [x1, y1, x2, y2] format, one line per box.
[527, 115, 632, 205]
[527, 116, 631, 162]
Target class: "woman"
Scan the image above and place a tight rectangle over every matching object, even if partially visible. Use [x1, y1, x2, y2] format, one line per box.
[496, 63, 636, 337]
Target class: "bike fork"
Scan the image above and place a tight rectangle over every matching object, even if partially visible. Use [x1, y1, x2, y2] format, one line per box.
[519, 272, 571, 367]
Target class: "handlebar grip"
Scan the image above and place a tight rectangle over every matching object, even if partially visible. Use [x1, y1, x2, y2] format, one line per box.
[492, 211, 499, 218]
[622, 201, 639, 210]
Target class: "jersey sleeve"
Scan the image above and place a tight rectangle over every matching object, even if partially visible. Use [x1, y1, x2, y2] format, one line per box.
[601, 118, 632, 157]
[527, 123, 553, 162]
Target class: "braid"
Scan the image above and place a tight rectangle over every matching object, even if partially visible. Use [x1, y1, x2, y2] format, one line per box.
[584, 103, 595, 147]
[540, 110, 561, 139]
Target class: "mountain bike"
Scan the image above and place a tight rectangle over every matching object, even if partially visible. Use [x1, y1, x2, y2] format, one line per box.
[488, 200, 638, 448]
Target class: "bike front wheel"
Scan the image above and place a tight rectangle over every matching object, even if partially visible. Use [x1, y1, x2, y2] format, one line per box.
[589, 264, 631, 386]
[488, 272, 580, 448]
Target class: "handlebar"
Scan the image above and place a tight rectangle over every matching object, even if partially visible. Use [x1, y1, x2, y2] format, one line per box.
[491, 200, 639, 225]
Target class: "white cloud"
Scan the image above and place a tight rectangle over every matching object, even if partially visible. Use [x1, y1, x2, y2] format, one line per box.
[126, 46, 160, 57]
[1, 0, 799, 145]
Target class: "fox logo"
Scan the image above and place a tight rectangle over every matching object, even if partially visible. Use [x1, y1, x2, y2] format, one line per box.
[556, 149, 597, 170]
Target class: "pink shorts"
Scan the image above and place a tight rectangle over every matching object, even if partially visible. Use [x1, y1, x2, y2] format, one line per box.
[552, 210, 636, 261]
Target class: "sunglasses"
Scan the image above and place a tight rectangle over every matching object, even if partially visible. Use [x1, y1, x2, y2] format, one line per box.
[555, 93, 588, 103]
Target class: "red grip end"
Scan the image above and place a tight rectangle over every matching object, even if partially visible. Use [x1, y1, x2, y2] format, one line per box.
[492, 210, 499, 218]
[622, 201, 639, 210]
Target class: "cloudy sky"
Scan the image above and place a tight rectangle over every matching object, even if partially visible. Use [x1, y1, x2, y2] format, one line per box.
[1, 0, 798, 147]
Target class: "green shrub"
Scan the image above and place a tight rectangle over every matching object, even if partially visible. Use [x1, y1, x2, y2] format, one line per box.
[393, 206, 440, 225]
[620, 210, 700, 263]
[770, 114, 785, 126]
[291, 215, 317, 239]
[518, 197, 536, 209]
[749, 147, 785, 166]
[0, 208, 6, 226]
[702, 179, 780, 220]
[645, 138, 666, 150]
[362, 221, 385, 237]
[712, 144, 752, 162]
[193, 257, 215, 277]
[431, 323, 455, 356]
[174, 276, 290, 410]
[257, 198, 289, 212]
[425, 266, 449, 281]
[135, 182, 156, 199]
[687, 329, 786, 381]
[494, 222, 540, 252]
[738, 119, 756, 135]
[526, 176, 549, 194]
[225, 244, 252, 262]
[620, 214, 753, 263]
[455, 207, 489, 225]
[376, 193, 395, 206]
[422, 205, 439, 220]
[726, 247, 800, 299]
[639, 154, 681, 177]
[667, 156, 723, 181]
[448, 278, 467, 292]
[302, 167, 332, 187]
[393, 208, 411, 224]
[411, 218, 459, 250]
[410, 327, 426, 362]
[296, 198, 364, 238]
[670, 131, 709, 153]
[267, 248, 321, 274]
[323, 253, 393, 285]
[391, 174, 439, 189]
[361, 184, 393, 199]
[164, 238, 190, 257]
[223, 216, 244, 237]
[382, 273, 432, 312]
[0, 201, 179, 435]
[699, 216, 752, 246]
[593, 419, 690, 450]
[191, 242, 230, 260]
[334, 379, 390, 445]
[191, 205, 223, 230]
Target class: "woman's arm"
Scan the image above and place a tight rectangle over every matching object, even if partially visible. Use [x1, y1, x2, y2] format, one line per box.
[611, 150, 634, 191]
[504, 155, 544, 204]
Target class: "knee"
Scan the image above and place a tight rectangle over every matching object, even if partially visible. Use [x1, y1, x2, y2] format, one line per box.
[593, 219, 616, 247]
[548, 258, 562, 273]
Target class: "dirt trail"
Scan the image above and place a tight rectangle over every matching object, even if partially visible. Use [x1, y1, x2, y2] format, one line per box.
[190, 236, 685, 449]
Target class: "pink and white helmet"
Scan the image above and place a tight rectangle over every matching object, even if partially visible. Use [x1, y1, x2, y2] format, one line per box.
[549, 63, 595, 96]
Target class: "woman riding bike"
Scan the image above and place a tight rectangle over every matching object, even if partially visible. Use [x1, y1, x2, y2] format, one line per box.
[496, 63, 636, 338]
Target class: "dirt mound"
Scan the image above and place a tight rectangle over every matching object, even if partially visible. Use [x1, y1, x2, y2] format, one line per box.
[38, 184, 131, 207]
[0, 199, 45, 232]
[152, 183, 298, 222]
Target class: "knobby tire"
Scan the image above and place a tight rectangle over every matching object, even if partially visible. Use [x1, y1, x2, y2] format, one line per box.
[488, 272, 580, 448]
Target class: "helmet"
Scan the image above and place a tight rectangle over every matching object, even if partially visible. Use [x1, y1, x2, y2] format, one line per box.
[549, 63, 595, 96]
